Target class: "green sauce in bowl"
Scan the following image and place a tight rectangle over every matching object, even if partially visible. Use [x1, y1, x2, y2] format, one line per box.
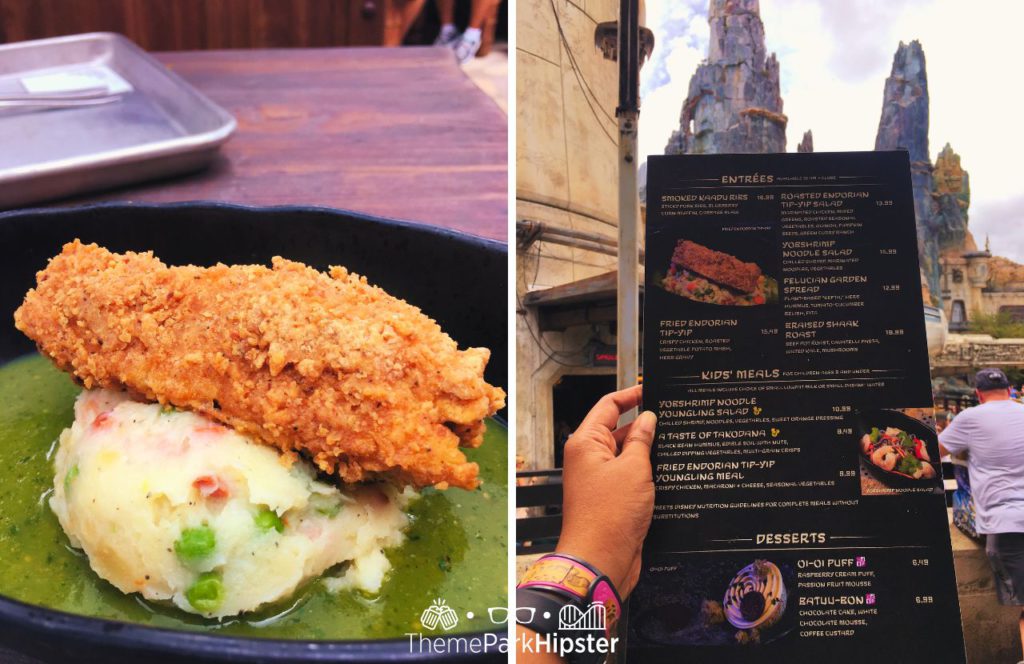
[0, 355, 507, 640]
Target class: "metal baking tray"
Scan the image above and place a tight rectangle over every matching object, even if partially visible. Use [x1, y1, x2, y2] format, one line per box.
[0, 33, 236, 208]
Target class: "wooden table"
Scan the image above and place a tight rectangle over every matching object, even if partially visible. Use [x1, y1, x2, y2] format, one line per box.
[61, 46, 507, 242]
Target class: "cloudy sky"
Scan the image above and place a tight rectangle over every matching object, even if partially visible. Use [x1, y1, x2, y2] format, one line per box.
[640, 0, 1024, 262]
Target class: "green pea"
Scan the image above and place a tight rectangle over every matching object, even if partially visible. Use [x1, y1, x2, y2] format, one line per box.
[63, 465, 79, 492]
[174, 525, 216, 562]
[253, 507, 284, 533]
[185, 572, 224, 613]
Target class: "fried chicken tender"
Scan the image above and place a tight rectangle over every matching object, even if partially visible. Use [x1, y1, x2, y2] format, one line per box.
[14, 241, 505, 490]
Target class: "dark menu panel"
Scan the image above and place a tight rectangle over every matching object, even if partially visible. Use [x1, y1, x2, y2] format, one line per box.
[631, 152, 965, 662]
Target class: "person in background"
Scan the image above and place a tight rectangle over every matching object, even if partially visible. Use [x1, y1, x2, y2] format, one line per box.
[516, 385, 656, 663]
[433, 0, 500, 64]
[397, 0, 430, 43]
[939, 368, 1024, 663]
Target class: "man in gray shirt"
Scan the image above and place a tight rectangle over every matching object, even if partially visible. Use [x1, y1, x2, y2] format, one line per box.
[940, 368, 1024, 662]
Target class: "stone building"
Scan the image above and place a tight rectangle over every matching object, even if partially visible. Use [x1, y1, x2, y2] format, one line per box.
[517, 0, 791, 472]
[939, 240, 991, 331]
[517, 0, 796, 471]
[940, 242, 1024, 330]
[931, 144, 1024, 330]
[516, 0, 624, 470]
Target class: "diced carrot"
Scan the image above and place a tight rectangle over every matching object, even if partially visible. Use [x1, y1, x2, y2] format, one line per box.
[92, 411, 114, 429]
[193, 475, 229, 499]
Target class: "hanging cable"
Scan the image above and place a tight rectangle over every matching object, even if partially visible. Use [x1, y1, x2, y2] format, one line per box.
[548, 0, 617, 145]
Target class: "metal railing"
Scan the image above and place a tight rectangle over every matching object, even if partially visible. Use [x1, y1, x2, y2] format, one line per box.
[936, 393, 978, 414]
[515, 469, 563, 555]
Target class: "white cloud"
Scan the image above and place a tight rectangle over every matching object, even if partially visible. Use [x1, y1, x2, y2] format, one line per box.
[973, 196, 1024, 264]
[640, 0, 1024, 262]
[762, 0, 898, 154]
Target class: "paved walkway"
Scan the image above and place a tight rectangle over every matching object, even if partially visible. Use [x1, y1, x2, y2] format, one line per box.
[462, 44, 508, 115]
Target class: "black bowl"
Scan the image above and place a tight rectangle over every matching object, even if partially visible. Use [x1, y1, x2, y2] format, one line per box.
[0, 203, 507, 664]
[854, 408, 942, 490]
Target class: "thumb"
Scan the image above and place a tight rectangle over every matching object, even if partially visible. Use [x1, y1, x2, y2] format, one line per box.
[620, 410, 657, 459]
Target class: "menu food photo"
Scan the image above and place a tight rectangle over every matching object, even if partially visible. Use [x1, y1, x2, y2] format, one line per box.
[631, 151, 966, 662]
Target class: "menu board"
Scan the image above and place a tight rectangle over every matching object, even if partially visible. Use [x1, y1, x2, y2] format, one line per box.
[631, 152, 966, 662]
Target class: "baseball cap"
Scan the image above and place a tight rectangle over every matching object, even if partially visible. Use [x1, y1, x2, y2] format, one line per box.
[975, 368, 1011, 391]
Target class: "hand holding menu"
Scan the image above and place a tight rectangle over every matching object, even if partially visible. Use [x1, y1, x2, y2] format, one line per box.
[631, 152, 965, 662]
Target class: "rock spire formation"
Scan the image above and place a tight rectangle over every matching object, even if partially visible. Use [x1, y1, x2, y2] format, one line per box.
[797, 130, 813, 153]
[874, 40, 944, 302]
[875, 41, 930, 162]
[932, 143, 971, 252]
[664, 0, 787, 155]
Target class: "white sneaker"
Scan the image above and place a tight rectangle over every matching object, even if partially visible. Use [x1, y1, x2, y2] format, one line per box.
[453, 33, 481, 65]
[434, 25, 459, 47]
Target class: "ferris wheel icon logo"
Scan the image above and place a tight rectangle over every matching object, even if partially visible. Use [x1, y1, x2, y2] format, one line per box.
[420, 598, 459, 631]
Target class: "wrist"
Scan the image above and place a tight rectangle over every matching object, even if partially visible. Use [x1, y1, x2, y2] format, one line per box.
[516, 553, 623, 663]
[554, 538, 624, 593]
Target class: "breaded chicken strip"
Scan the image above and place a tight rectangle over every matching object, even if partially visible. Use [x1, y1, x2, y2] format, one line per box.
[15, 241, 505, 490]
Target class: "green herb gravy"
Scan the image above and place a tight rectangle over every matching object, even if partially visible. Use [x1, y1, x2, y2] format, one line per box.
[0, 355, 507, 639]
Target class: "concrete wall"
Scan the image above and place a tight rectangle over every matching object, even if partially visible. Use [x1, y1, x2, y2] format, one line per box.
[941, 251, 1024, 326]
[516, 0, 622, 289]
[516, 0, 622, 468]
[981, 290, 1024, 318]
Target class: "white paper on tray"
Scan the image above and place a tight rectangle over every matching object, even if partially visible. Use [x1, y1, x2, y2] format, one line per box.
[19, 65, 134, 95]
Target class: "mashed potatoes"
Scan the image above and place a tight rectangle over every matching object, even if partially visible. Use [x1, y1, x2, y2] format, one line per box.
[50, 389, 415, 618]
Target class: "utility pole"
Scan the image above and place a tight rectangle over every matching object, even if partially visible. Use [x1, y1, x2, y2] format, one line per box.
[615, 0, 641, 396]
[596, 11, 653, 661]
[595, 3, 653, 398]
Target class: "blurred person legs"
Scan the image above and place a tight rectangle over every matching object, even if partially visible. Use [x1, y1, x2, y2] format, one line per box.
[399, 0, 430, 43]
[433, 0, 500, 64]
[434, 0, 460, 45]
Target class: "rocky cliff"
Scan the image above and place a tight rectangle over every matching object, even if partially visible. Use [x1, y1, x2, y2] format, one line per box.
[990, 256, 1024, 290]
[664, 0, 787, 155]
[797, 130, 813, 153]
[875, 41, 930, 162]
[874, 45, 1024, 302]
[874, 41, 942, 302]
[933, 143, 971, 252]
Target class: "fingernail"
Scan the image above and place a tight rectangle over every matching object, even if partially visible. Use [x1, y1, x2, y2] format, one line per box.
[636, 410, 657, 434]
